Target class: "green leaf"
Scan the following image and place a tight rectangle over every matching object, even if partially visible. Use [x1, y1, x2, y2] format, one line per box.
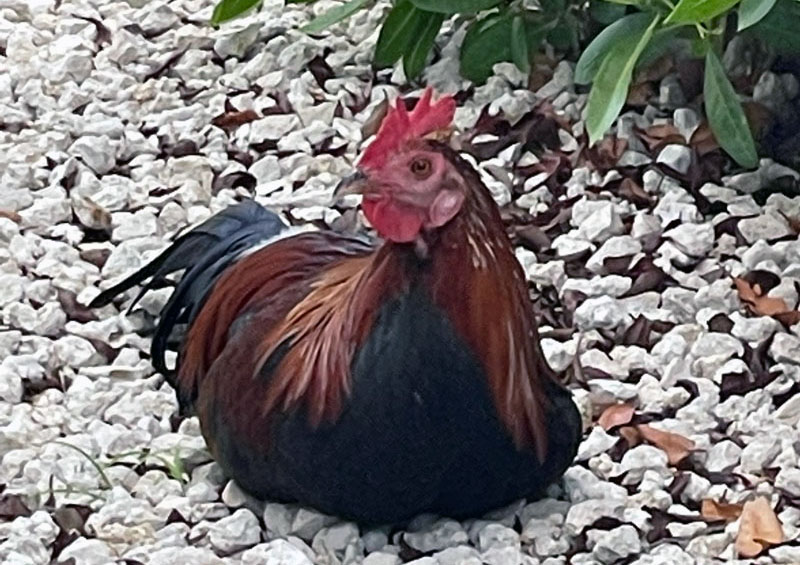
[601, 0, 651, 6]
[589, 0, 628, 24]
[690, 35, 711, 55]
[636, 27, 686, 69]
[409, 0, 500, 13]
[510, 15, 530, 73]
[460, 12, 514, 83]
[402, 12, 444, 78]
[704, 49, 758, 168]
[738, 0, 777, 29]
[539, 0, 566, 12]
[750, 0, 800, 53]
[546, 12, 580, 52]
[374, 0, 420, 67]
[575, 13, 653, 85]
[586, 14, 659, 145]
[665, 0, 741, 24]
[210, 0, 261, 25]
[301, 0, 371, 33]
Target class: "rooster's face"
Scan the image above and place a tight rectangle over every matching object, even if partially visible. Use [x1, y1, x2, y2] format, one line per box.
[336, 141, 467, 243]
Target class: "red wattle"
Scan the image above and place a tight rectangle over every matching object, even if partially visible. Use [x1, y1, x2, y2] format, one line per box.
[362, 197, 423, 243]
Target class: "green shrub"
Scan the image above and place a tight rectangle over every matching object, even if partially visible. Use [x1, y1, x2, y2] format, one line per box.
[577, 0, 800, 168]
[210, 0, 800, 169]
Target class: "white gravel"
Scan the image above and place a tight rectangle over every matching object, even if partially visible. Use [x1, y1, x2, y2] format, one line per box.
[1, 0, 800, 564]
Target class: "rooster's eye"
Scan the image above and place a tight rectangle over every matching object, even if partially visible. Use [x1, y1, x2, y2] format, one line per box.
[410, 158, 432, 179]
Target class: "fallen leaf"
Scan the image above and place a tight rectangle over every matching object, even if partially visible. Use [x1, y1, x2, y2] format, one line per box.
[617, 177, 653, 206]
[626, 82, 654, 106]
[735, 497, 784, 558]
[72, 14, 111, 47]
[0, 494, 31, 520]
[776, 204, 800, 234]
[734, 277, 800, 321]
[360, 97, 390, 140]
[598, 403, 635, 430]
[212, 171, 256, 194]
[0, 210, 21, 222]
[515, 225, 551, 253]
[618, 426, 642, 448]
[635, 424, 695, 465]
[584, 135, 627, 170]
[467, 103, 566, 160]
[774, 310, 800, 326]
[211, 108, 260, 131]
[79, 248, 111, 269]
[707, 312, 734, 333]
[144, 49, 186, 81]
[58, 289, 97, 323]
[740, 270, 781, 294]
[720, 369, 778, 401]
[701, 498, 743, 522]
[635, 123, 684, 153]
[689, 122, 720, 156]
[307, 52, 334, 88]
[622, 315, 654, 348]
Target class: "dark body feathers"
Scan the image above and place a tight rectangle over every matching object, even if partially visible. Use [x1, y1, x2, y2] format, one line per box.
[95, 172, 581, 523]
[212, 286, 579, 523]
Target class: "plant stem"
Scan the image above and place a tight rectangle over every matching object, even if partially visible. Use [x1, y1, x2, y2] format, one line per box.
[51, 440, 113, 489]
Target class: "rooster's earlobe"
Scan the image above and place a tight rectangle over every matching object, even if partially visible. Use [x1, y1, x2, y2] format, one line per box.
[426, 189, 464, 229]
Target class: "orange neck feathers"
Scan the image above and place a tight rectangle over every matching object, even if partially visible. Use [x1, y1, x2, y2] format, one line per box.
[422, 150, 549, 460]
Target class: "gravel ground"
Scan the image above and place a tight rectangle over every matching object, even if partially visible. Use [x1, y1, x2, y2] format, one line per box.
[1, 1, 800, 564]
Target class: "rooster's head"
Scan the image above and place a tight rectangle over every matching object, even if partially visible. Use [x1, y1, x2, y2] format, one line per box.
[335, 88, 466, 244]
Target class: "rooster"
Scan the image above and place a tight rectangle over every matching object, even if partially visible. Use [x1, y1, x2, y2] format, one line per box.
[91, 88, 581, 524]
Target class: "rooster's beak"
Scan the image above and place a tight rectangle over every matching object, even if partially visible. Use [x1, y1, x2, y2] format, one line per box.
[333, 170, 368, 199]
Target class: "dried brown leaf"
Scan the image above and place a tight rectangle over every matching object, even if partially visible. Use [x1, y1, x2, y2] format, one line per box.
[58, 289, 97, 323]
[635, 123, 684, 153]
[635, 424, 694, 465]
[689, 122, 720, 155]
[774, 310, 800, 326]
[0, 210, 21, 222]
[741, 270, 781, 294]
[779, 209, 800, 235]
[618, 426, 642, 448]
[211, 108, 260, 131]
[735, 497, 784, 558]
[626, 82, 654, 106]
[515, 225, 551, 253]
[734, 277, 800, 320]
[73, 14, 111, 47]
[0, 494, 31, 520]
[360, 98, 390, 140]
[597, 403, 635, 430]
[701, 498, 743, 522]
[144, 49, 185, 81]
[307, 53, 334, 88]
[707, 312, 734, 333]
[622, 315, 653, 348]
[617, 177, 653, 206]
[582, 136, 628, 170]
[212, 171, 256, 194]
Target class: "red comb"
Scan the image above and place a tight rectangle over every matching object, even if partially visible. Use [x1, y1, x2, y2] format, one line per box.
[359, 87, 456, 170]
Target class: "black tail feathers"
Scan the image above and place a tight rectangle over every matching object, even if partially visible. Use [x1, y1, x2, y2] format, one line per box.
[90, 199, 287, 381]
